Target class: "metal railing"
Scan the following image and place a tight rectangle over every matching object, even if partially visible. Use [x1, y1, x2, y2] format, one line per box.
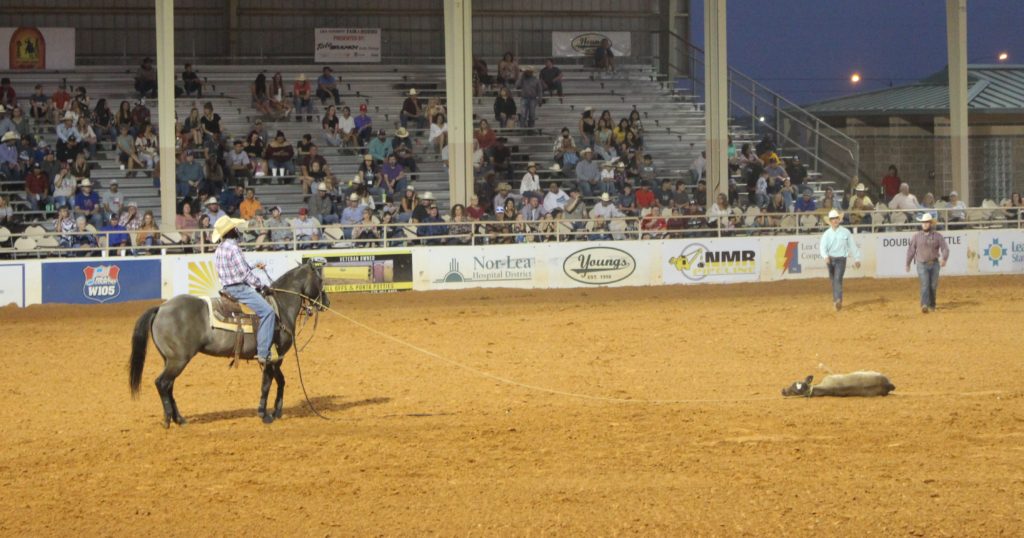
[3, 206, 1019, 258]
[667, 32, 860, 192]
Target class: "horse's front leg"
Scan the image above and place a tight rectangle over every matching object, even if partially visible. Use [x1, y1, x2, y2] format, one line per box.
[271, 364, 286, 419]
[258, 365, 274, 424]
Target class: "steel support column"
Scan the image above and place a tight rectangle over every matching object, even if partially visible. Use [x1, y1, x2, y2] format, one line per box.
[946, 0, 969, 203]
[703, 0, 729, 209]
[155, 0, 177, 229]
[443, 0, 473, 207]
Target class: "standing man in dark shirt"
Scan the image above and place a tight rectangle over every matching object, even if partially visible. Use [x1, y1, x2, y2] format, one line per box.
[594, 39, 615, 71]
[539, 58, 564, 104]
[490, 137, 513, 181]
[182, 63, 202, 98]
[786, 156, 807, 188]
[905, 213, 949, 313]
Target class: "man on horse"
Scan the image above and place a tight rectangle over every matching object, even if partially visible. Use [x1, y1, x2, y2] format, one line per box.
[212, 215, 278, 366]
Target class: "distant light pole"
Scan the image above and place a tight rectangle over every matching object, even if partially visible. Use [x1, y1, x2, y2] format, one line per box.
[998, 52, 1009, 62]
[850, 72, 862, 84]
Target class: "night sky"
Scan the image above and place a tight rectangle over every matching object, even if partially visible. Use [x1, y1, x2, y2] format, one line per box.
[689, 0, 1022, 104]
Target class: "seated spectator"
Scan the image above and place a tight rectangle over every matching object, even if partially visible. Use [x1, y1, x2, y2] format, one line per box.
[308, 182, 338, 224]
[766, 192, 788, 227]
[467, 194, 487, 220]
[521, 194, 545, 223]
[199, 102, 222, 143]
[472, 55, 491, 96]
[848, 183, 874, 226]
[654, 178, 674, 208]
[339, 193, 365, 239]
[69, 152, 90, 182]
[492, 182, 513, 214]
[590, 192, 626, 240]
[574, 148, 602, 197]
[268, 72, 293, 119]
[100, 213, 130, 250]
[553, 127, 579, 169]
[71, 216, 98, 256]
[490, 137, 514, 181]
[889, 183, 920, 214]
[181, 107, 203, 149]
[296, 134, 314, 160]
[245, 208, 270, 249]
[203, 196, 228, 222]
[181, 63, 203, 98]
[316, 66, 341, 106]
[227, 139, 253, 185]
[497, 52, 520, 88]
[786, 156, 807, 188]
[449, 204, 472, 245]
[24, 162, 49, 211]
[292, 208, 322, 249]
[10, 107, 32, 144]
[561, 185, 587, 235]
[51, 162, 75, 209]
[175, 150, 205, 199]
[114, 100, 133, 136]
[380, 154, 407, 199]
[539, 58, 564, 103]
[354, 104, 373, 146]
[50, 81, 72, 125]
[368, 129, 393, 163]
[543, 182, 569, 214]
[195, 214, 213, 249]
[175, 201, 199, 243]
[795, 189, 817, 212]
[400, 89, 427, 130]
[321, 105, 341, 147]
[594, 119, 617, 162]
[239, 188, 262, 220]
[53, 206, 77, 249]
[251, 73, 273, 117]
[418, 204, 447, 245]
[765, 157, 788, 190]
[119, 201, 143, 232]
[219, 185, 245, 217]
[397, 185, 419, 222]
[293, 73, 314, 121]
[338, 106, 358, 147]
[604, 161, 622, 195]
[594, 39, 615, 71]
[493, 87, 517, 128]
[75, 116, 97, 158]
[476, 119, 498, 158]
[29, 84, 50, 122]
[0, 195, 11, 226]
[947, 190, 967, 229]
[130, 99, 151, 134]
[707, 193, 735, 231]
[55, 112, 81, 162]
[101, 179, 126, 219]
[779, 177, 796, 209]
[73, 178, 104, 229]
[134, 123, 159, 171]
[267, 206, 293, 249]
[636, 181, 657, 210]
[617, 184, 638, 217]
[641, 207, 667, 239]
[821, 185, 843, 210]
[135, 58, 157, 98]
[203, 149, 225, 195]
[264, 131, 296, 181]
[352, 207, 381, 244]
[638, 154, 657, 184]
[429, 113, 448, 153]
[520, 162, 542, 198]
[136, 210, 160, 250]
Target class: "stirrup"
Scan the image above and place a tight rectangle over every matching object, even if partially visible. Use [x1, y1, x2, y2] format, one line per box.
[257, 355, 281, 366]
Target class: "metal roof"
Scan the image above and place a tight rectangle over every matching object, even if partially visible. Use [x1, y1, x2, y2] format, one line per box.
[803, 65, 1024, 116]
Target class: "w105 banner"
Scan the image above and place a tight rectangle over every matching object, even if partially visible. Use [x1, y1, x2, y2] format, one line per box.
[315, 28, 381, 63]
[41, 260, 161, 304]
[552, 31, 630, 58]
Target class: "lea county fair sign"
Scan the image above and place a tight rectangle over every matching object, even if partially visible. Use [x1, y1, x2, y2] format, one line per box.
[314, 28, 381, 63]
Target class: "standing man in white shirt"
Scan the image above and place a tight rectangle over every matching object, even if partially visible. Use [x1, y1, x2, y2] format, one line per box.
[819, 209, 862, 311]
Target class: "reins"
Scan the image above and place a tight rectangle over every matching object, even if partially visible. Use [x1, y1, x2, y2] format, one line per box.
[266, 284, 329, 420]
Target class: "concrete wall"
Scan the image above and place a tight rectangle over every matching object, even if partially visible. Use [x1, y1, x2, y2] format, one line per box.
[1, 0, 671, 63]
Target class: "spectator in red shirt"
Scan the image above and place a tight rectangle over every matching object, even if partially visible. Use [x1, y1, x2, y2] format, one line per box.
[50, 81, 72, 124]
[24, 162, 49, 211]
[635, 180, 657, 209]
[881, 164, 900, 203]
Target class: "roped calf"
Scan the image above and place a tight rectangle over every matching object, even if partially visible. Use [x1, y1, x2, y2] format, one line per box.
[782, 371, 895, 397]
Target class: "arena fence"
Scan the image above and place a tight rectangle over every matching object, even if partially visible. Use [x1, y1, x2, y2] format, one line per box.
[3, 227, 1022, 308]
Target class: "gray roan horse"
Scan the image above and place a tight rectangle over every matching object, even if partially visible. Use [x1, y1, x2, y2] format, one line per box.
[129, 260, 330, 427]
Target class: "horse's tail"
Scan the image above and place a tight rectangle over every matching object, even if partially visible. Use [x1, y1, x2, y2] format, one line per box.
[129, 306, 159, 399]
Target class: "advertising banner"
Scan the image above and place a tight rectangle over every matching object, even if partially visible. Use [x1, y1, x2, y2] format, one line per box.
[417, 245, 537, 289]
[0, 264, 26, 307]
[41, 260, 161, 304]
[308, 250, 412, 292]
[0, 27, 75, 70]
[169, 252, 300, 297]
[762, 234, 870, 280]
[875, 232, 969, 277]
[551, 31, 631, 58]
[549, 242, 654, 288]
[977, 230, 1024, 273]
[314, 28, 381, 63]
[662, 238, 760, 285]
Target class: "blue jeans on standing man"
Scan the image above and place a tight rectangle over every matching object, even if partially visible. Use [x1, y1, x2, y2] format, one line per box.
[223, 283, 276, 360]
[521, 97, 538, 127]
[827, 256, 847, 303]
[916, 260, 940, 309]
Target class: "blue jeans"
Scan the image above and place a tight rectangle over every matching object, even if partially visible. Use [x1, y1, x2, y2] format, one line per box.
[827, 257, 847, 303]
[916, 260, 940, 308]
[521, 97, 538, 127]
[223, 283, 276, 359]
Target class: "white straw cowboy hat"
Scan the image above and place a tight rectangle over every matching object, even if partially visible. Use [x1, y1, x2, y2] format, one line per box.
[79, 178, 93, 187]
[297, 73, 307, 81]
[406, 184, 415, 192]
[351, 175, 363, 184]
[204, 196, 220, 206]
[408, 88, 418, 96]
[317, 182, 328, 192]
[854, 183, 867, 192]
[1, 131, 18, 143]
[549, 163, 562, 172]
[827, 209, 841, 220]
[421, 191, 436, 201]
[918, 213, 935, 223]
[600, 193, 612, 202]
[0, 105, 5, 113]
[63, 111, 74, 121]
[363, 153, 374, 160]
[348, 193, 360, 201]
[527, 161, 537, 169]
[395, 127, 410, 138]
[211, 216, 248, 243]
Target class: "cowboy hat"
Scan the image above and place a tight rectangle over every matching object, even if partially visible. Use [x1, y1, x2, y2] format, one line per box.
[616, 161, 626, 169]
[522, 65, 534, 72]
[349, 193, 360, 201]
[363, 153, 373, 160]
[600, 193, 612, 202]
[0, 105, 5, 113]
[527, 161, 537, 169]
[351, 175, 363, 184]
[204, 196, 220, 206]
[80, 178, 93, 187]
[211, 216, 248, 242]
[406, 185, 415, 191]
[395, 127, 410, 138]
[549, 163, 562, 172]
[600, 161, 614, 169]
[297, 73, 307, 81]
[498, 182, 511, 191]
[408, 88, 418, 96]
[918, 213, 935, 223]
[854, 183, 867, 192]
[421, 191, 436, 201]
[827, 209, 841, 220]
[317, 182, 328, 192]
[580, 147, 592, 155]
[63, 111, 75, 121]
[0, 131, 18, 143]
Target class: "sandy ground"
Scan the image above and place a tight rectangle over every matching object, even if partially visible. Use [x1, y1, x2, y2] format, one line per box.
[1, 276, 1023, 536]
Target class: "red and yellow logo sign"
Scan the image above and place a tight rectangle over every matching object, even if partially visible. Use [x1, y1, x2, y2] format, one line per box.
[9, 27, 46, 70]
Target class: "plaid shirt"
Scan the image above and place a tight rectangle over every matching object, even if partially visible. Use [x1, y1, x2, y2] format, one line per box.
[214, 238, 263, 288]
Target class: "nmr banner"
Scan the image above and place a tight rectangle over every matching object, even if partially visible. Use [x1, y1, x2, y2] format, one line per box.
[315, 28, 381, 63]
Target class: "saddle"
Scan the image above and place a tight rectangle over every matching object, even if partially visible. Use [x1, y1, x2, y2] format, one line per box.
[201, 291, 280, 368]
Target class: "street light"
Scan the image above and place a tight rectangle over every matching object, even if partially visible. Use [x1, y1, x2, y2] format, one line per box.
[998, 52, 1009, 62]
[850, 72, 862, 84]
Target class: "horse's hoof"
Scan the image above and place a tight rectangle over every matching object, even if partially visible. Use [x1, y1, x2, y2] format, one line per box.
[175, 417, 188, 426]
[162, 419, 171, 429]
[257, 409, 265, 419]
[262, 414, 274, 425]
[272, 410, 283, 420]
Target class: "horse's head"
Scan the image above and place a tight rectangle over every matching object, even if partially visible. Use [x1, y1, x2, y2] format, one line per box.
[303, 257, 331, 311]
[782, 375, 813, 397]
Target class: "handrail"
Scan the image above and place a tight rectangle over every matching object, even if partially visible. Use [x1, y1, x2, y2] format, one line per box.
[666, 30, 860, 189]
[4, 207, 1019, 257]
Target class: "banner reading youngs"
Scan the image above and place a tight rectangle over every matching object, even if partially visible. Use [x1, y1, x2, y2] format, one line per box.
[552, 31, 631, 58]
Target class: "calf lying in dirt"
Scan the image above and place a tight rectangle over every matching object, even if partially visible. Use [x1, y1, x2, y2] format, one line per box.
[782, 371, 895, 397]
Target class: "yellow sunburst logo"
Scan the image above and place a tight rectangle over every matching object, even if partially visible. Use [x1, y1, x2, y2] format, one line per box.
[187, 261, 221, 297]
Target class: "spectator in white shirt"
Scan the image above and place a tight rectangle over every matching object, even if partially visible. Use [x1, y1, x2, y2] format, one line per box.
[338, 106, 357, 147]
[689, 150, 706, 184]
[520, 162, 541, 197]
[947, 190, 967, 229]
[429, 113, 448, 153]
[542, 182, 569, 214]
[889, 182, 920, 212]
[590, 192, 625, 240]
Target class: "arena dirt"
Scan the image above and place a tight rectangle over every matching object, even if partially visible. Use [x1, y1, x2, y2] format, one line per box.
[1, 276, 1022, 536]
